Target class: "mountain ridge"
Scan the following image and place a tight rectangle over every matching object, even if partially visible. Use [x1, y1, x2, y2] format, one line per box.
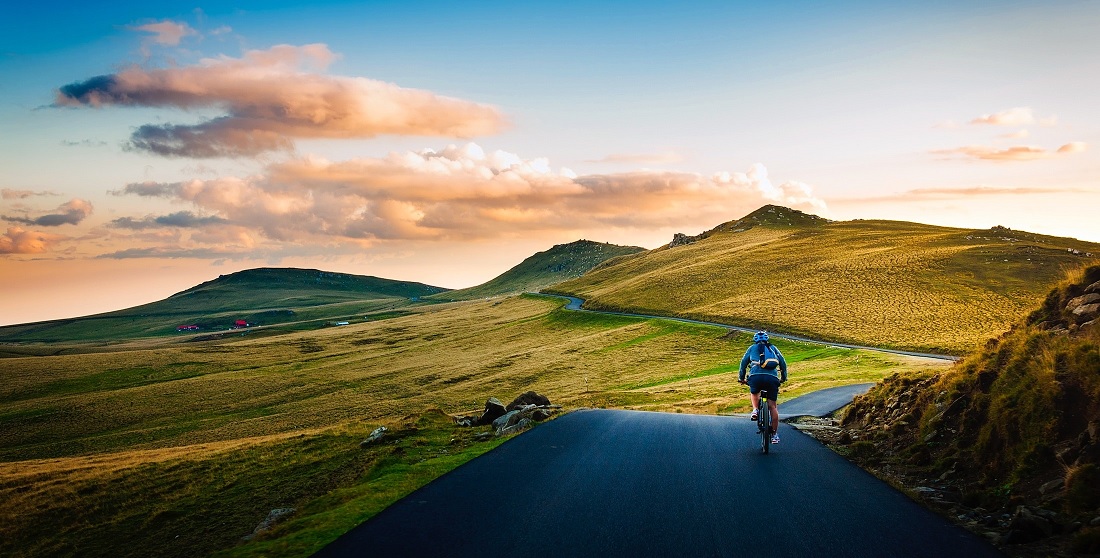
[549, 205, 1100, 354]
[430, 239, 644, 301]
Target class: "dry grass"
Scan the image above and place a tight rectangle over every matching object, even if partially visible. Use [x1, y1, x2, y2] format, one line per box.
[550, 219, 1100, 354]
[0, 294, 949, 557]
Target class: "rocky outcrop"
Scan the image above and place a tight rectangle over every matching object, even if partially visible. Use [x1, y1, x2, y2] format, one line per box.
[455, 391, 560, 435]
[454, 397, 508, 427]
[243, 507, 295, 540]
[359, 426, 388, 447]
[669, 233, 700, 248]
[506, 391, 551, 411]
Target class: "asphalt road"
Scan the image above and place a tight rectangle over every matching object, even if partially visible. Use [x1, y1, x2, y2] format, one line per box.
[547, 294, 959, 362]
[777, 383, 875, 419]
[316, 409, 1002, 558]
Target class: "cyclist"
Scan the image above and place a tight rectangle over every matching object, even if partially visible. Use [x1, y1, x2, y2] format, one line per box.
[738, 331, 788, 444]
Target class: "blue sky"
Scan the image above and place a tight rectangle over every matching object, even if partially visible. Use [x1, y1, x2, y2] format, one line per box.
[1, 1, 1098, 325]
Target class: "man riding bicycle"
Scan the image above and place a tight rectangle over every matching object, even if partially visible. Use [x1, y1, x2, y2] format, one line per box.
[738, 331, 788, 444]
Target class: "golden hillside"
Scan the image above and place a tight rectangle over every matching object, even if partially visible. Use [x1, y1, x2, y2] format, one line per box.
[549, 205, 1100, 354]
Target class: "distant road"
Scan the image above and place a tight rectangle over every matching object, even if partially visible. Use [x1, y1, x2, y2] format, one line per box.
[540, 294, 959, 362]
[316, 409, 1001, 557]
[777, 383, 875, 419]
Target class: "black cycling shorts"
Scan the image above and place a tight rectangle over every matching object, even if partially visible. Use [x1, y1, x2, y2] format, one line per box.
[747, 374, 781, 400]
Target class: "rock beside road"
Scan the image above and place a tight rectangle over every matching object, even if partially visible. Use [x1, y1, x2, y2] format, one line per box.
[455, 391, 560, 436]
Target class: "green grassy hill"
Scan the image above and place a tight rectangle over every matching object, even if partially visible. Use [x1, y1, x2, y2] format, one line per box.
[549, 205, 1100, 354]
[837, 265, 1100, 553]
[0, 294, 947, 557]
[0, 268, 447, 344]
[429, 239, 644, 301]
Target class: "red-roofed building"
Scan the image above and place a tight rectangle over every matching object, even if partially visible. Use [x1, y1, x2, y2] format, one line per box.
[177, 325, 200, 332]
[234, 319, 248, 328]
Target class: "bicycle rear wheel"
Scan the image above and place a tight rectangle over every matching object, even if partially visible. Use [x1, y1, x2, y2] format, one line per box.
[759, 396, 771, 454]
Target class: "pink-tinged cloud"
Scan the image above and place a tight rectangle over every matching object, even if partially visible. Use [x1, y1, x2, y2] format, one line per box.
[970, 107, 1035, 126]
[129, 20, 198, 46]
[2, 199, 93, 226]
[55, 44, 507, 158]
[108, 143, 827, 253]
[1, 189, 59, 199]
[0, 227, 66, 254]
[968, 107, 1058, 127]
[932, 143, 1087, 162]
[1057, 141, 1088, 154]
[1000, 129, 1029, 139]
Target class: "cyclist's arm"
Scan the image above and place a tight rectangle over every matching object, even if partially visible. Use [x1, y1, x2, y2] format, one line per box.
[775, 347, 788, 382]
[738, 350, 751, 382]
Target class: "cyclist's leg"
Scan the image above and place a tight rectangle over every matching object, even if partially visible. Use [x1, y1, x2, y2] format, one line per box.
[766, 377, 781, 434]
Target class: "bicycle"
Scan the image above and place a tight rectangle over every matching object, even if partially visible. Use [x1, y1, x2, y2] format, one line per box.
[740, 379, 775, 454]
[757, 388, 774, 454]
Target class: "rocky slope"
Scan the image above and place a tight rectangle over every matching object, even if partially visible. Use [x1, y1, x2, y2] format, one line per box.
[810, 264, 1100, 556]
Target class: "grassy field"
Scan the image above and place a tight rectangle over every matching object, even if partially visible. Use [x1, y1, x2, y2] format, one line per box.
[0, 294, 948, 557]
[0, 268, 445, 344]
[429, 239, 643, 301]
[549, 206, 1100, 355]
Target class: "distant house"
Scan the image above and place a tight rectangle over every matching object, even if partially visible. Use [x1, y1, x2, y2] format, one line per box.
[177, 325, 200, 332]
[234, 319, 248, 328]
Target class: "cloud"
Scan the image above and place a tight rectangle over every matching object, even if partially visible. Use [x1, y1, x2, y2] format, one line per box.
[110, 211, 229, 229]
[110, 181, 184, 197]
[2, 199, 93, 226]
[586, 151, 685, 165]
[129, 20, 198, 46]
[0, 227, 67, 254]
[96, 247, 248, 260]
[932, 142, 1087, 162]
[1057, 141, 1088, 154]
[970, 107, 1033, 126]
[999, 129, 1029, 139]
[56, 44, 507, 158]
[60, 139, 109, 147]
[969, 107, 1058, 127]
[1, 189, 59, 199]
[110, 143, 827, 248]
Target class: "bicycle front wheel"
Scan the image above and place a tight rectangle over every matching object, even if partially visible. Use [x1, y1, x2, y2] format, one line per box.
[759, 400, 771, 454]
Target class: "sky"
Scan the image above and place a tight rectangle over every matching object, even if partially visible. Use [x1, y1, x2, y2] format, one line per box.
[1, 0, 1099, 326]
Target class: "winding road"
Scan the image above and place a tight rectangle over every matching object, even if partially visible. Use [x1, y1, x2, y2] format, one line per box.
[313, 296, 988, 557]
[544, 294, 959, 362]
[316, 407, 1001, 557]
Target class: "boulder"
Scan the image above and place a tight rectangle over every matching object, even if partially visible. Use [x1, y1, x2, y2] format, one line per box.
[1085, 280, 1100, 294]
[359, 426, 388, 447]
[1039, 478, 1065, 496]
[506, 391, 551, 411]
[1069, 293, 1100, 308]
[498, 418, 535, 436]
[1072, 303, 1100, 320]
[492, 410, 521, 432]
[1005, 506, 1055, 544]
[478, 397, 508, 425]
[244, 507, 295, 540]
